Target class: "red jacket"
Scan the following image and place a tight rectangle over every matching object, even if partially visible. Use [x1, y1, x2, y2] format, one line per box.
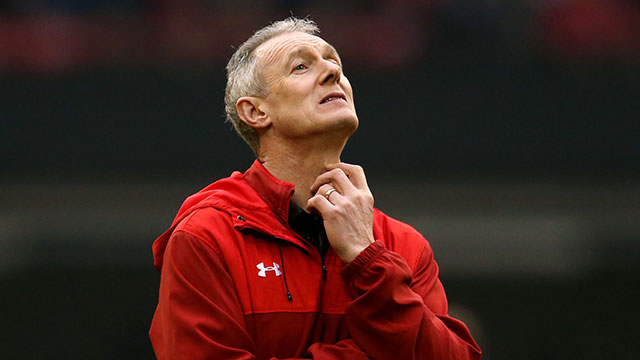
[150, 160, 481, 359]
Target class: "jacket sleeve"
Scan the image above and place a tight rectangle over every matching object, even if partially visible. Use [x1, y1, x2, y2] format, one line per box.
[150, 230, 370, 360]
[341, 240, 482, 360]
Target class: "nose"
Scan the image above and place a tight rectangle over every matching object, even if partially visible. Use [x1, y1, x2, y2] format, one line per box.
[320, 60, 341, 85]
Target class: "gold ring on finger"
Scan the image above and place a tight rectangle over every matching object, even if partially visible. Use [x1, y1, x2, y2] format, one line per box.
[324, 188, 338, 200]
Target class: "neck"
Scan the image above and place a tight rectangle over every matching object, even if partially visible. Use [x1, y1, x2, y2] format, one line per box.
[260, 137, 346, 210]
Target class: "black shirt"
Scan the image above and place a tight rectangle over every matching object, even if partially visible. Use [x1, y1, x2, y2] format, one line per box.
[288, 201, 329, 258]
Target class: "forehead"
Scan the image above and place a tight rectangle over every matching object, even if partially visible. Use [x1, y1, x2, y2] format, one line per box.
[255, 32, 336, 66]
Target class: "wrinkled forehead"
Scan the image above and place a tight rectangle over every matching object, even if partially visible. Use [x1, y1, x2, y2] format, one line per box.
[254, 32, 337, 68]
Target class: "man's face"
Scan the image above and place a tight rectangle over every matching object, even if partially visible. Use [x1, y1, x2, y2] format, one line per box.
[254, 32, 358, 140]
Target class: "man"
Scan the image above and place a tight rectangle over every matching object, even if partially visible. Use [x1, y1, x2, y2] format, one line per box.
[150, 17, 481, 359]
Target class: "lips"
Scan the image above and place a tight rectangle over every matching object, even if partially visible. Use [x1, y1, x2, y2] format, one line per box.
[320, 92, 347, 104]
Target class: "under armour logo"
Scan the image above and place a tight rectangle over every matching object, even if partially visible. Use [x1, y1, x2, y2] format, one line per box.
[256, 262, 282, 277]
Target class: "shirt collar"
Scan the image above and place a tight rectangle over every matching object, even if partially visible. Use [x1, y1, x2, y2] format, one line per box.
[288, 200, 320, 230]
[243, 159, 296, 223]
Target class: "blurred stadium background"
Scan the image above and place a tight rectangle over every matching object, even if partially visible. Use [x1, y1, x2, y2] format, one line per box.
[1, 0, 639, 358]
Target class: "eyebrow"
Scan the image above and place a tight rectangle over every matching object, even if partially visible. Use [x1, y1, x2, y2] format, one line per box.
[285, 43, 341, 65]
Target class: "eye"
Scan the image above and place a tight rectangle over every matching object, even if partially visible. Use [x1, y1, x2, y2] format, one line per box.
[293, 63, 307, 71]
[326, 58, 343, 72]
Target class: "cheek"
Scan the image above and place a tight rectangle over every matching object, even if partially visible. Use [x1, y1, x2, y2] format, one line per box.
[341, 78, 354, 98]
[274, 80, 308, 102]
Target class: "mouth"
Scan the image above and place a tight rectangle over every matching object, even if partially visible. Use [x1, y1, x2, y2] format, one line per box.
[320, 92, 347, 104]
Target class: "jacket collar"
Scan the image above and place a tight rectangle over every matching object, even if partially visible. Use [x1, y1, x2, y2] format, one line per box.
[153, 160, 305, 272]
[243, 159, 296, 226]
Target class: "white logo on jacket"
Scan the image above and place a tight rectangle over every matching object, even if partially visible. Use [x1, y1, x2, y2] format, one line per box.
[256, 262, 282, 277]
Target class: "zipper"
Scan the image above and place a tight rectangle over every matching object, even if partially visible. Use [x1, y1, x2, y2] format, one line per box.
[276, 237, 293, 302]
[233, 214, 309, 250]
[235, 211, 327, 287]
[321, 256, 327, 281]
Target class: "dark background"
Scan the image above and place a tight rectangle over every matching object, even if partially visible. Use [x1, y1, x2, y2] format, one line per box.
[1, 0, 639, 359]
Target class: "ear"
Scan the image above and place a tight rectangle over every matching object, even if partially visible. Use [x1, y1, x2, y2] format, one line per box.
[236, 97, 271, 129]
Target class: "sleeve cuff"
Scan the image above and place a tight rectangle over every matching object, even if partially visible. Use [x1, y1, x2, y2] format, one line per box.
[340, 240, 386, 282]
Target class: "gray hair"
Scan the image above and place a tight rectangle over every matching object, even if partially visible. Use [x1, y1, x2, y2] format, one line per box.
[224, 17, 320, 156]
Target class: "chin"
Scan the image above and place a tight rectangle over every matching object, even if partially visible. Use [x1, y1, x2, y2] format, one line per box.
[329, 114, 359, 136]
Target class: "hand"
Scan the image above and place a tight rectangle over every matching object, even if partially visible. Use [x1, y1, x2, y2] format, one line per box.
[306, 163, 375, 263]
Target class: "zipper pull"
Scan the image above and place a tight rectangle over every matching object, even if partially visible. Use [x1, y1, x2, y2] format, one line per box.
[236, 215, 246, 221]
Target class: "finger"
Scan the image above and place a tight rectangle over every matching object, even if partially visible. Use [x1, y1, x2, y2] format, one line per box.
[315, 183, 347, 206]
[315, 184, 335, 200]
[310, 169, 345, 194]
[305, 193, 334, 215]
[310, 168, 356, 196]
[326, 163, 368, 189]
